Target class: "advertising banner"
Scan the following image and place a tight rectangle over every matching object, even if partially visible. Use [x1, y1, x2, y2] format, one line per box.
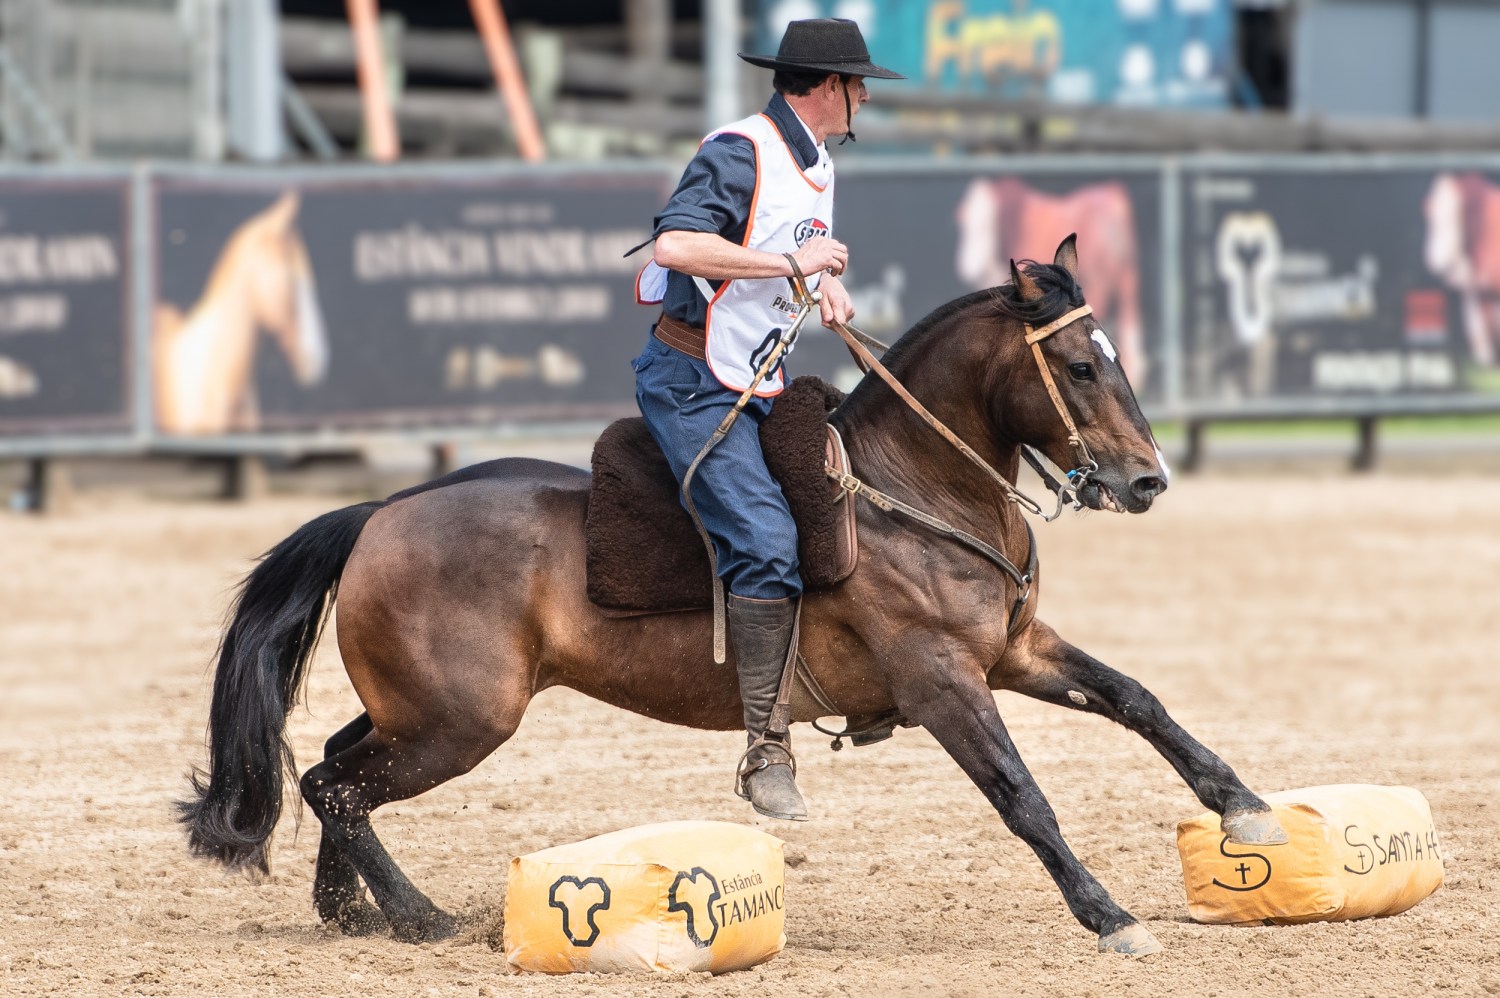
[817, 166, 1165, 402]
[1180, 166, 1500, 403]
[752, 0, 1233, 109]
[0, 176, 132, 439]
[151, 170, 667, 435]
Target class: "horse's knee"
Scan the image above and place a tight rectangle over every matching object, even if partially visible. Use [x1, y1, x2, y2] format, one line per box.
[1109, 678, 1170, 731]
[300, 762, 363, 821]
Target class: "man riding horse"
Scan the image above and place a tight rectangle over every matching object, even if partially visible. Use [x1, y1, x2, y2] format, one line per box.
[633, 19, 903, 821]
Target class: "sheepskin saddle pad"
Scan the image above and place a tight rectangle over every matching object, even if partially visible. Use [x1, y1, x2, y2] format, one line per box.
[586, 376, 857, 614]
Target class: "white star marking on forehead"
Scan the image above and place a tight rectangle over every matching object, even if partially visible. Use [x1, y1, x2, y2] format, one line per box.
[1091, 328, 1118, 363]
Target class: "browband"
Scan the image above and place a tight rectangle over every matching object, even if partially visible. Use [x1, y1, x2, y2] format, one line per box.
[1024, 305, 1094, 344]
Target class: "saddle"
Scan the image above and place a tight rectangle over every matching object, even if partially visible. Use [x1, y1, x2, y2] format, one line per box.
[585, 376, 857, 614]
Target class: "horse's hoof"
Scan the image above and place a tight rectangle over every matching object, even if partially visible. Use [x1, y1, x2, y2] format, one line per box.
[1098, 923, 1163, 957]
[330, 899, 388, 937]
[391, 908, 459, 944]
[1223, 808, 1290, 846]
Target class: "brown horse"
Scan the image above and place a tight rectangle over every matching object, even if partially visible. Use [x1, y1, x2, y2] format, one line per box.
[178, 237, 1286, 957]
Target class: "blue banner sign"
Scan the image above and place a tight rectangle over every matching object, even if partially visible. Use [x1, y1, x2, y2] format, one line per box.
[752, 0, 1233, 108]
[0, 176, 132, 440]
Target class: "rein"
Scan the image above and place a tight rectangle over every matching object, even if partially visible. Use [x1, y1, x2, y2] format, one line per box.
[677, 256, 1094, 666]
[822, 296, 1098, 525]
[793, 292, 1094, 743]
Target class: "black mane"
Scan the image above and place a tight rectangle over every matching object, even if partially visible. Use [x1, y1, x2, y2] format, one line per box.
[988, 261, 1086, 325]
[845, 261, 1085, 386]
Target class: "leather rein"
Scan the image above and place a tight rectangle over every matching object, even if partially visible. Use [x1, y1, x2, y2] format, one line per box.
[780, 256, 1100, 634]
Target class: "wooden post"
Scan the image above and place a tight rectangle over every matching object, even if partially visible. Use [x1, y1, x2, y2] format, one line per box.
[345, 0, 400, 161]
[626, 0, 669, 121]
[1182, 420, 1206, 473]
[223, 454, 270, 501]
[431, 442, 458, 478]
[24, 457, 73, 514]
[467, 0, 546, 161]
[1352, 416, 1379, 472]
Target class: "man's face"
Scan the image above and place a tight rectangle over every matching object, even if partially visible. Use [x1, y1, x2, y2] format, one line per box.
[841, 76, 868, 118]
[821, 75, 867, 133]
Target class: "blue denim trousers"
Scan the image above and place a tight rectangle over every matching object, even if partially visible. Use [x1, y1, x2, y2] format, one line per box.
[632, 334, 802, 600]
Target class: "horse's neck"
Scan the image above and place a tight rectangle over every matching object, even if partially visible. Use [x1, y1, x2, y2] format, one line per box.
[156, 267, 259, 432]
[835, 340, 1025, 542]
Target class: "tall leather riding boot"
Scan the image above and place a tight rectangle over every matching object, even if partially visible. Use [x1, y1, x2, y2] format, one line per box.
[727, 594, 808, 821]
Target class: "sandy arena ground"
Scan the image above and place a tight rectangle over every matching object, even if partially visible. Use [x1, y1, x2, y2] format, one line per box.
[2, 471, 1497, 997]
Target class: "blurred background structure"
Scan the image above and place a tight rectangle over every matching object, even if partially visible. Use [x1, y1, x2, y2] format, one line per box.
[5, 0, 1500, 162]
[1, 0, 1499, 508]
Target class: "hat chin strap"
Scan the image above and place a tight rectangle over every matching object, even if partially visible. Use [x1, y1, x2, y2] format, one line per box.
[838, 77, 855, 145]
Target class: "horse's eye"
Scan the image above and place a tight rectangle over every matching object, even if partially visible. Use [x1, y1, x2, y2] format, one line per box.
[1069, 362, 1095, 381]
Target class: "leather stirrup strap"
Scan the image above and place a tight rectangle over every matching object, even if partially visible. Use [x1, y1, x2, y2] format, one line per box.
[766, 598, 801, 738]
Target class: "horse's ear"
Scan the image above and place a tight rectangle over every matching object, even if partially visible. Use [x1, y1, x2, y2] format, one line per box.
[1009, 259, 1043, 302]
[265, 190, 301, 230]
[1054, 233, 1080, 279]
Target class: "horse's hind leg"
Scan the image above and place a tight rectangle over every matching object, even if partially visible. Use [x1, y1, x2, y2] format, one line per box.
[299, 714, 518, 942]
[310, 713, 386, 935]
[999, 621, 1287, 846]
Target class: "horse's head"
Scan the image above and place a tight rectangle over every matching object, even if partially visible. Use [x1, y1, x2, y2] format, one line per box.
[242, 191, 328, 385]
[996, 235, 1167, 514]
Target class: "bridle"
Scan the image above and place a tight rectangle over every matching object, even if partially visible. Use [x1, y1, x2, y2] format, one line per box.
[790, 256, 1100, 522]
[1021, 305, 1100, 510]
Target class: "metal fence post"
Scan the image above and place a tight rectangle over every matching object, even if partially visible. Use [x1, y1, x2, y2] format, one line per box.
[1160, 157, 1183, 417]
[132, 163, 154, 453]
[703, 0, 739, 132]
[1352, 416, 1379, 472]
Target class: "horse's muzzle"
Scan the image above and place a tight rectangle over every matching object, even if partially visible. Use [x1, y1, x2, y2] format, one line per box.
[1079, 474, 1165, 514]
[1130, 473, 1168, 507]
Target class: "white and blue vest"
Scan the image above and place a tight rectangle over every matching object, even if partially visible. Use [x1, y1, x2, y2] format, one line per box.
[637, 112, 836, 395]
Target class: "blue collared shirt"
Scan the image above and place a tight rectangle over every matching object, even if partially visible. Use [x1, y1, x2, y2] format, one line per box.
[651, 93, 822, 327]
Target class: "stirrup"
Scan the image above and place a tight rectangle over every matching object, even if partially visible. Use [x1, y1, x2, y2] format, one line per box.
[734, 734, 797, 801]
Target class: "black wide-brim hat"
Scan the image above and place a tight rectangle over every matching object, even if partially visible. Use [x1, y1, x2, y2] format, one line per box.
[739, 18, 905, 80]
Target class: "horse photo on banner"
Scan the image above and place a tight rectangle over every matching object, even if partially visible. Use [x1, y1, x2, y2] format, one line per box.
[829, 166, 1164, 402]
[954, 175, 1147, 388]
[153, 190, 328, 436]
[151, 170, 665, 438]
[1182, 165, 1500, 406]
[1425, 171, 1500, 384]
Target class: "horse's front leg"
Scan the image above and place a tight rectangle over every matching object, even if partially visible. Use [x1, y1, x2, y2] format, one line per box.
[996, 620, 1287, 846]
[892, 644, 1163, 956]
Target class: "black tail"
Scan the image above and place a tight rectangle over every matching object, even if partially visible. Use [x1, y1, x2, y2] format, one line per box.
[176, 500, 384, 873]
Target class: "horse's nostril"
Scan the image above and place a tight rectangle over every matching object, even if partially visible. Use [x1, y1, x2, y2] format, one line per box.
[1132, 475, 1167, 500]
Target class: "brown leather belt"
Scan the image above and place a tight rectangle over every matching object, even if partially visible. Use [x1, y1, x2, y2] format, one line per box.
[653, 312, 707, 360]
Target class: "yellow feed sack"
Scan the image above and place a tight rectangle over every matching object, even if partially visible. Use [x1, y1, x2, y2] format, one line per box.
[1177, 784, 1443, 925]
[503, 820, 785, 974]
